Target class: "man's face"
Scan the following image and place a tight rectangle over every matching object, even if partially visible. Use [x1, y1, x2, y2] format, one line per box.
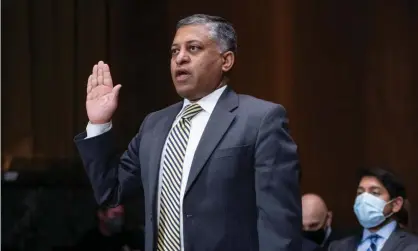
[302, 194, 332, 231]
[356, 176, 402, 216]
[170, 24, 229, 101]
[98, 205, 125, 236]
[302, 208, 329, 231]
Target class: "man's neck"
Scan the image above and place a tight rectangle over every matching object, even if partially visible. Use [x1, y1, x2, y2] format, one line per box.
[188, 80, 227, 103]
[368, 218, 394, 233]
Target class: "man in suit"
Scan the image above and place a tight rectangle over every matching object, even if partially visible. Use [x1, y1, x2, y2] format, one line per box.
[303, 238, 323, 251]
[302, 193, 345, 249]
[328, 168, 418, 251]
[74, 14, 302, 251]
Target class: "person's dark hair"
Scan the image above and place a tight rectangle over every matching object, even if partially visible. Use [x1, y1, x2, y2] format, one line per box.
[176, 14, 237, 54]
[357, 167, 407, 199]
[397, 206, 409, 226]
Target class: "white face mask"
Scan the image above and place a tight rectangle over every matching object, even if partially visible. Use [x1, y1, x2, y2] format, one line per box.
[353, 192, 394, 229]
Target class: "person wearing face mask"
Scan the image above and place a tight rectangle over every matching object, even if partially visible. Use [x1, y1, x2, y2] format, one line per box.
[302, 193, 345, 250]
[72, 205, 144, 251]
[329, 167, 418, 251]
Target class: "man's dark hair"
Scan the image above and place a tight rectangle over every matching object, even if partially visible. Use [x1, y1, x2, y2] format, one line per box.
[176, 14, 237, 54]
[396, 206, 409, 226]
[357, 167, 407, 199]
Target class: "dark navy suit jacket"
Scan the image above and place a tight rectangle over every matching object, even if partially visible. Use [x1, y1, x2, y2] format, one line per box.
[328, 226, 418, 251]
[75, 87, 302, 251]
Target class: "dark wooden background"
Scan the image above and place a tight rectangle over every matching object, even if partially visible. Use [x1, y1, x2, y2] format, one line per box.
[3, 0, 418, 230]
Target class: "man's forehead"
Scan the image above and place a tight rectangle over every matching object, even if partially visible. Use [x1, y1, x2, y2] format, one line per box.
[359, 176, 384, 189]
[303, 207, 326, 220]
[172, 24, 213, 45]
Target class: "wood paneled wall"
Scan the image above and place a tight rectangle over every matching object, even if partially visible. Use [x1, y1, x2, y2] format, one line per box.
[3, 0, 417, 229]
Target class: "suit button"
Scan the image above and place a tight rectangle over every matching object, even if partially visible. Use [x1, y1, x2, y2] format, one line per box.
[186, 214, 193, 218]
[150, 213, 153, 221]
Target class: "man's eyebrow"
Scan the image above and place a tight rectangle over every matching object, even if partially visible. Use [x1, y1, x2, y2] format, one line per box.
[186, 40, 202, 44]
[171, 40, 203, 47]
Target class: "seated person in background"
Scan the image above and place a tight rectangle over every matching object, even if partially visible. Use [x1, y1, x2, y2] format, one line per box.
[73, 205, 144, 251]
[302, 193, 344, 249]
[329, 167, 418, 251]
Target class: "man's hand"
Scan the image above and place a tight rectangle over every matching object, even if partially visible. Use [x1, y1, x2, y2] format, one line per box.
[86, 61, 122, 124]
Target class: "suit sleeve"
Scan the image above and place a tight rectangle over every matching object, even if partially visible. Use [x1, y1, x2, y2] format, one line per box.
[254, 104, 302, 251]
[74, 114, 150, 207]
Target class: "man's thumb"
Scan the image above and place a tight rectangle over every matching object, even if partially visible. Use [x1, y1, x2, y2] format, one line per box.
[113, 84, 122, 98]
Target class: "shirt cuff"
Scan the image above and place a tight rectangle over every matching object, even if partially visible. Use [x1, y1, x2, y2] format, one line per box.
[85, 121, 112, 139]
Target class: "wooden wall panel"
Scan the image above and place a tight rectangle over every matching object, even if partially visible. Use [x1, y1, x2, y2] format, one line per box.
[2, 0, 418, 230]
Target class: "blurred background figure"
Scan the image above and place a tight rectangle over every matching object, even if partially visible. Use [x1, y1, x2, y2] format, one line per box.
[302, 193, 344, 249]
[329, 168, 418, 251]
[71, 205, 143, 251]
[98, 205, 125, 237]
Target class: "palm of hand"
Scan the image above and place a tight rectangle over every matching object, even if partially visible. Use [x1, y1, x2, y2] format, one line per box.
[86, 85, 117, 123]
[86, 61, 122, 124]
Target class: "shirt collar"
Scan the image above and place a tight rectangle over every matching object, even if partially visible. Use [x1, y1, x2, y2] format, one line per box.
[361, 220, 397, 243]
[179, 85, 227, 117]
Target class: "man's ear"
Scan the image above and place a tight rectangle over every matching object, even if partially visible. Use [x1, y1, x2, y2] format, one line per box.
[221, 51, 235, 73]
[326, 211, 333, 227]
[392, 196, 404, 213]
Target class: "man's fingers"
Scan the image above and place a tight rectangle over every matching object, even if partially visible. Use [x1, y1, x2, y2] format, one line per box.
[87, 75, 93, 94]
[91, 74, 98, 89]
[98, 61, 104, 86]
[103, 64, 113, 87]
[92, 64, 98, 78]
[91, 64, 98, 89]
[98, 69, 104, 85]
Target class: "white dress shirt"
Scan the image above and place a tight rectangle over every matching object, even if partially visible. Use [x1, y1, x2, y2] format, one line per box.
[357, 220, 397, 251]
[85, 85, 227, 251]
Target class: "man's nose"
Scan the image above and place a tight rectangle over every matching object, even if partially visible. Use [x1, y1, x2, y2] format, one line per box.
[175, 49, 190, 65]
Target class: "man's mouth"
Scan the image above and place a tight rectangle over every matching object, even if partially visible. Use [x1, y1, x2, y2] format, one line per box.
[175, 69, 191, 82]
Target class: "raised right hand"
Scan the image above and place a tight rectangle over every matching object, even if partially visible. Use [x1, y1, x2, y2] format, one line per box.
[86, 61, 122, 124]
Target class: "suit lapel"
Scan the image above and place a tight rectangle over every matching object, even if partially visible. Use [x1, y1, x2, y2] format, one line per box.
[381, 227, 405, 251]
[347, 234, 362, 251]
[148, 102, 183, 209]
[185, 88, 238, 195]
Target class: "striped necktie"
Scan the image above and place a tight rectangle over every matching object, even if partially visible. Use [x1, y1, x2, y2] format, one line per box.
[157, 103, 203, 251]
[367, 234, 380, 251]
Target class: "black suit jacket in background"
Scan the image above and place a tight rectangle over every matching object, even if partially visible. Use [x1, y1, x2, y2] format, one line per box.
[328, 226, 418, 251]
[303, 238, 324, 251]
[322, 227, 353, 250]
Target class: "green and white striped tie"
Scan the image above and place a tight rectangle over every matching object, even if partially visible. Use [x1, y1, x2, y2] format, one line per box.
[157, 103, 202, 251]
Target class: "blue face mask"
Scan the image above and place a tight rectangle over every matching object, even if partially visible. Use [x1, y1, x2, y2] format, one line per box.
[353, 192, 394, 229]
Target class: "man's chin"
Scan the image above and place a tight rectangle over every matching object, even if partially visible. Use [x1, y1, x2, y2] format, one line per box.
[174, 82, 192, 95]
[175, 86, 201, 101]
